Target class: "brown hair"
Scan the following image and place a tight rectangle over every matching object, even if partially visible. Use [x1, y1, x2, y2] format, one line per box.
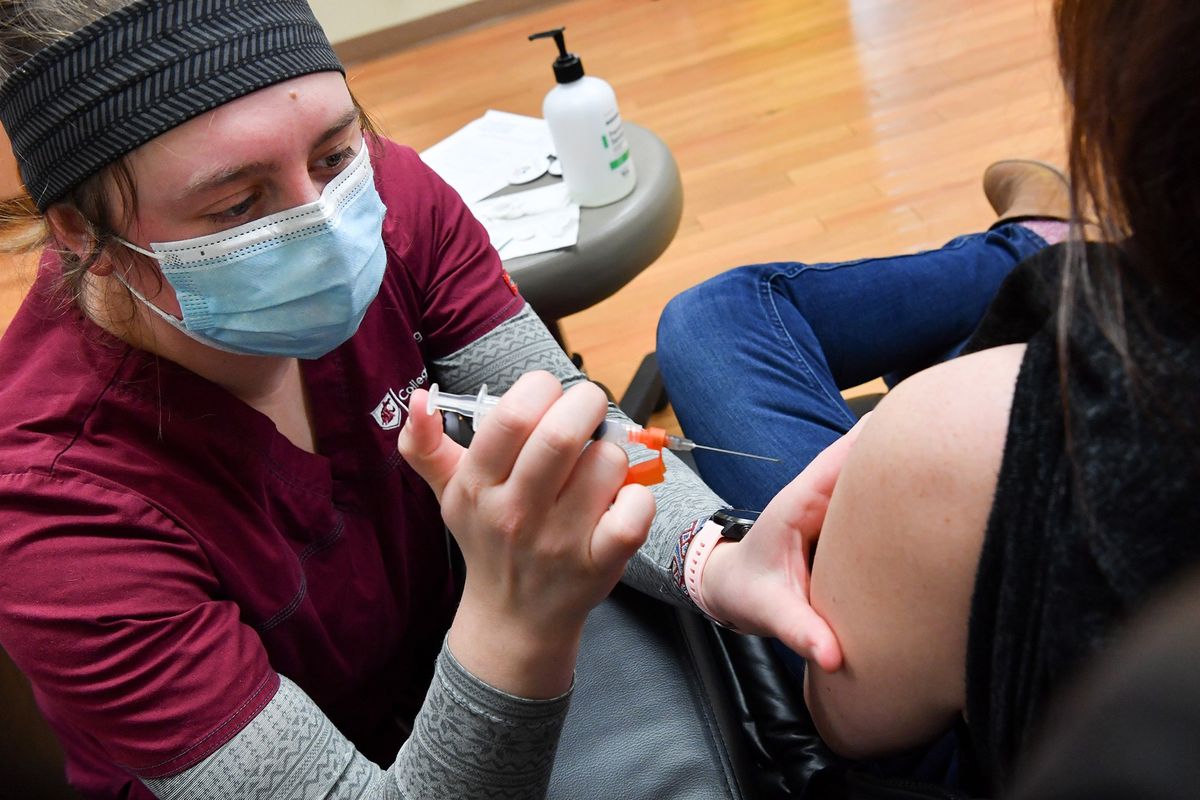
[0, 1, 139, 309]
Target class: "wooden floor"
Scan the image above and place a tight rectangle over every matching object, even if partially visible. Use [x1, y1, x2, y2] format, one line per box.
[0, 0, 1065, 430]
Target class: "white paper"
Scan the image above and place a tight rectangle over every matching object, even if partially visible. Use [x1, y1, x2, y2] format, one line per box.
[469, 182, 580, 261]
[419, 110, 556, 203]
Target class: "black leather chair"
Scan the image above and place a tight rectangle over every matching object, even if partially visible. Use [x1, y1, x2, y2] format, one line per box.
[554, 581, 975, 800]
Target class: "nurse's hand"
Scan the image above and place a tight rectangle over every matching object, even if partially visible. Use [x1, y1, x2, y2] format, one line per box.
[700, 417, 871, 674]
[398, 371, 654, 698]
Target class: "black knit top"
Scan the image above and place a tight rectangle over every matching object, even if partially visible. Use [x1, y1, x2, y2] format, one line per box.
[961, 244, 1200, 792]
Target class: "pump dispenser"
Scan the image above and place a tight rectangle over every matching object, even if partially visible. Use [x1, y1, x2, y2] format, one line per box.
[529, 27, 636, 207]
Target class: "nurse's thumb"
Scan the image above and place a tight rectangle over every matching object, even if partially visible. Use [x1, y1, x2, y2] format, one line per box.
[397, 388, 464, 500]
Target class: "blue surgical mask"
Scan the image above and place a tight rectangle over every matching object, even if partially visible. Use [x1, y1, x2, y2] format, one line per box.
[116, 141, 387, 360]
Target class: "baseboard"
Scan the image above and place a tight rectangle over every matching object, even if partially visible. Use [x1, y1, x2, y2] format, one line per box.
[334, 0, 567, 65]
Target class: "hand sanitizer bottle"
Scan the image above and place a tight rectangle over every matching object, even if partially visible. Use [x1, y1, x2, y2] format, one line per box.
[529, 28, 636, 207]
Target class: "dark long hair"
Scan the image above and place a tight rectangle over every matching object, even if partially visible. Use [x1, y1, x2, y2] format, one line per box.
[1055, 0, 1200, 354]
[1054, 0, 1200, 462]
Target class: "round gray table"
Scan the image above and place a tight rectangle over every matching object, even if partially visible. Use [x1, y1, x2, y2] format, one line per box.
[497, 123, 682, 322]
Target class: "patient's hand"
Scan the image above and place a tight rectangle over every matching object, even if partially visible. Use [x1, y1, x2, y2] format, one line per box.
[703, 416, 870, 673]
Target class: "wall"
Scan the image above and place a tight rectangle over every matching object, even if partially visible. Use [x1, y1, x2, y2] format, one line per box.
[0, 0, 480, 198]
[308, 0, 476, 45]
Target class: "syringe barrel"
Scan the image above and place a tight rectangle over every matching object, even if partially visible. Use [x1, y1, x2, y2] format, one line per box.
[592, 421, 668, 451]
[592, 420, 635, 445]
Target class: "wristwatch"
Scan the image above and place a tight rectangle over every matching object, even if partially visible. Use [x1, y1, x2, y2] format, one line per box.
[709, 507, 761, 541]
[684, 507, 761, 627]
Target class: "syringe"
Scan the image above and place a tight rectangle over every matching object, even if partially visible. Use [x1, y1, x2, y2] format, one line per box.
[425, 383, 778, 463]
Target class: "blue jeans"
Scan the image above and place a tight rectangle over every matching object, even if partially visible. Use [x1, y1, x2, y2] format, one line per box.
[656, 224, 1049, 511]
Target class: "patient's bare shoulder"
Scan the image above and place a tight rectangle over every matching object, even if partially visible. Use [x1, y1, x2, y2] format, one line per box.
[805, 343, 1026, 759]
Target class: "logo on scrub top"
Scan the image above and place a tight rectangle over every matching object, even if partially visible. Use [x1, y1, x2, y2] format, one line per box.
[371, 390, 405, 430]
[370, 367, 429, 430]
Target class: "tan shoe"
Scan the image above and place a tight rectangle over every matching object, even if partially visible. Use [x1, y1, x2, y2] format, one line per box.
[983, 159, 1071, 224]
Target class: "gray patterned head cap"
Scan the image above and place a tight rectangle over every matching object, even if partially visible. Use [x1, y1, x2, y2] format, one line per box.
[0, 0, 344, 210]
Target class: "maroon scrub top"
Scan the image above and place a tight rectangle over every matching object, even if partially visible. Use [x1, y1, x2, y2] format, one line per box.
[0, 136, 523, 799]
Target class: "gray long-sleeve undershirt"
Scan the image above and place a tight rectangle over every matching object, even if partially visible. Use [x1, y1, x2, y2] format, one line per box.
[146, 645, 569, 799]
[143, 304, 722, 799]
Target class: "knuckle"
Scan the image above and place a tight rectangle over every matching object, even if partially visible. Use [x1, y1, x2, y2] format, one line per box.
[569, 383, 609, 421]
[572, 379, 606, 406]
[492, 513, 525, 542]
[534, 425, 579, 457]
[451, 469, 489, 508]
[594, 440, 628, 469]
[604, 515, 636, 542]
[584, 442, 629, 487]
[446, 481, 529, 542]
[526, 370, 560, 387]
[488, 401, 535, 439]
[458, 471, 485, 500]
[511, 371, 563, 405]
[532, 532, 571, 560]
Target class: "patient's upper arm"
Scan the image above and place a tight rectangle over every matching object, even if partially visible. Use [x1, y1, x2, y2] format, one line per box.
[804, 344, 1025, 759]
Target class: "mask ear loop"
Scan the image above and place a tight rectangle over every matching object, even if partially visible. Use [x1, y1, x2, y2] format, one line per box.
[116, 237, 163, 260]
[109, 239, 245, 355]
[111, 237, 170, 316]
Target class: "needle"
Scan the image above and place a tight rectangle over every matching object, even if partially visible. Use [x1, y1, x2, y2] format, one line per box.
[686, 442, 780, 462]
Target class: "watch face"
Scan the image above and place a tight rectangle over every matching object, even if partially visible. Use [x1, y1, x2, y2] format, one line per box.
[712, 508, 761, 541]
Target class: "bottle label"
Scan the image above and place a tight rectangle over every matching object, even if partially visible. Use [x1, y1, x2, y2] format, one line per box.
[603, 111, 632, 176]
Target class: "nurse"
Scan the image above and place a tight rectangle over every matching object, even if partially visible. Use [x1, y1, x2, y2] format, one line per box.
[0, 0, 733, 797]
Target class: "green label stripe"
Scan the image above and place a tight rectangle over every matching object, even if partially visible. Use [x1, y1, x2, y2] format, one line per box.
[609, 149, 630, 170]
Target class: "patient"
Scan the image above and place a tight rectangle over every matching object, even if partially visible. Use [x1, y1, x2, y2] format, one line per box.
[657, 0, 1200, 794]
